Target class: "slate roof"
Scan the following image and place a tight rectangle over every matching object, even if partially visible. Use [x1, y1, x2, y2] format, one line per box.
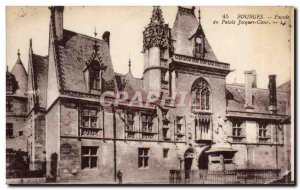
[171, 6, 218, 61]
[226, 84, 290, 115]
[115, 70, 146, 99]
[32, 54, 48, 108]
[11, 57, 28, 97]
[57, 29, 116, 93]
[277, 81, 291, 93]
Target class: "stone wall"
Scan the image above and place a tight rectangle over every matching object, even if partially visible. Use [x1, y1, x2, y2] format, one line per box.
[46, 102, 60, 177]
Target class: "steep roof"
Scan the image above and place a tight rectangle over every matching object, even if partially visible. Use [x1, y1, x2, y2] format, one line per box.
[115, 64, 145, 99]
[277, 81, 291, 93]
[11, 53, 28, 97]
[32, 54, 48, 108]
[226, 84, 290, 115]
[122, 75, 145, 99]
[171, 6, 218, 61]
[57, 29, 116, 93]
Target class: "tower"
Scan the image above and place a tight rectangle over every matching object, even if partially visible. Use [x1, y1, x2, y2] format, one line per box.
[6, 50, 28, 164]
[142, 6, 173, 92]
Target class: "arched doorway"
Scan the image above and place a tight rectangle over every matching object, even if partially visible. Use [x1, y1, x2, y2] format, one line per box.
[198, 152, 209, 170]
[184, 147, 194, 179]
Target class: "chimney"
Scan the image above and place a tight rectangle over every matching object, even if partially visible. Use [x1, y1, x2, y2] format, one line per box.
[102, 31, 110, 47]
[251, 70, 257, 88]
[268, 75, 277, 114]
[244, 70, 255, 110]
[49, 6, 64, 41]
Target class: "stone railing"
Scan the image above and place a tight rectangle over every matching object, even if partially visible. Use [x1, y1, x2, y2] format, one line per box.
[173, 54, 230, 71]
[169, 169, 282, 184]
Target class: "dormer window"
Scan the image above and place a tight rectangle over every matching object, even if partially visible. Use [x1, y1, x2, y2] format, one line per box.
[194, 36, 205, 59]
[90, 60, 101, 90]
[6, 73, 15, 94]
[84, 32, 107, 93]
[6, 78, 13, 94]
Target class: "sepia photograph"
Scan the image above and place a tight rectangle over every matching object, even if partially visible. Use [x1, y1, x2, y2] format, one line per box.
[5, 5, 294, 185]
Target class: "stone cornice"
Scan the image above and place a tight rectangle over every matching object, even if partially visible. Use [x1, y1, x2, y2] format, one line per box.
[226, 110, 290, 121]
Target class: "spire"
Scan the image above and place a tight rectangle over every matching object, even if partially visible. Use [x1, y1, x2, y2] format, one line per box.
[86, 27, 102, 65]
[29, 39, 33, 57]
[198, 8, 201, 23]
[128, 54, 131, 68]
[30, 38, 32, 48]
[143, 6, 171, 52]
[94, 26, 97, 38]
[17, 49, 20, 60]
[128, 53, 132, 76]
[149, 6, 165, 26]
[93, 27, 100, 55]
[11, 49, 28, 96]
[15, 49, 22, 65]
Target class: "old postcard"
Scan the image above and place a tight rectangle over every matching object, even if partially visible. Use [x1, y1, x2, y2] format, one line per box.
[6, 6, 294, 185]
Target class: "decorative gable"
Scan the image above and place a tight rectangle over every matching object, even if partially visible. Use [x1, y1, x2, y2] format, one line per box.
[84, 32, 107, 93]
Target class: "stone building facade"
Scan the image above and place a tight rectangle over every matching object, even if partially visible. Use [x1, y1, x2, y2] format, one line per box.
[6, 51, 28, 154]
[6, 6, 292, 183]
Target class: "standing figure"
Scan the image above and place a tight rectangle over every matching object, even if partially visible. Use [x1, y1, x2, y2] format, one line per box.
[117, 170, 123, 184]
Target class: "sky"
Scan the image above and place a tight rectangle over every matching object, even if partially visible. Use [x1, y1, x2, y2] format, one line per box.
[6, 6, 293, 89]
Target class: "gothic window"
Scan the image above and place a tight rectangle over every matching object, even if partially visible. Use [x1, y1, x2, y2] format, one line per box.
[141, 114, 153, 132]
[81, 146, 98, 169]
[81, 108, 98, 128]
[195, 115, 211, 141]
[191, 78, 211, 111]
[201, 90, 206, 109]
[6, 123, 13, 138]
[138, 148, 150, 168]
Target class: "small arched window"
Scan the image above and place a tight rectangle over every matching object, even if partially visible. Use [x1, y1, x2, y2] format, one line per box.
[191, 78, 211, 111]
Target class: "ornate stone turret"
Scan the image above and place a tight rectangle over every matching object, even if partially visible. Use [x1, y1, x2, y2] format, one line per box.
[142, 6, 172, 51]
[143, 6, 173, 92]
